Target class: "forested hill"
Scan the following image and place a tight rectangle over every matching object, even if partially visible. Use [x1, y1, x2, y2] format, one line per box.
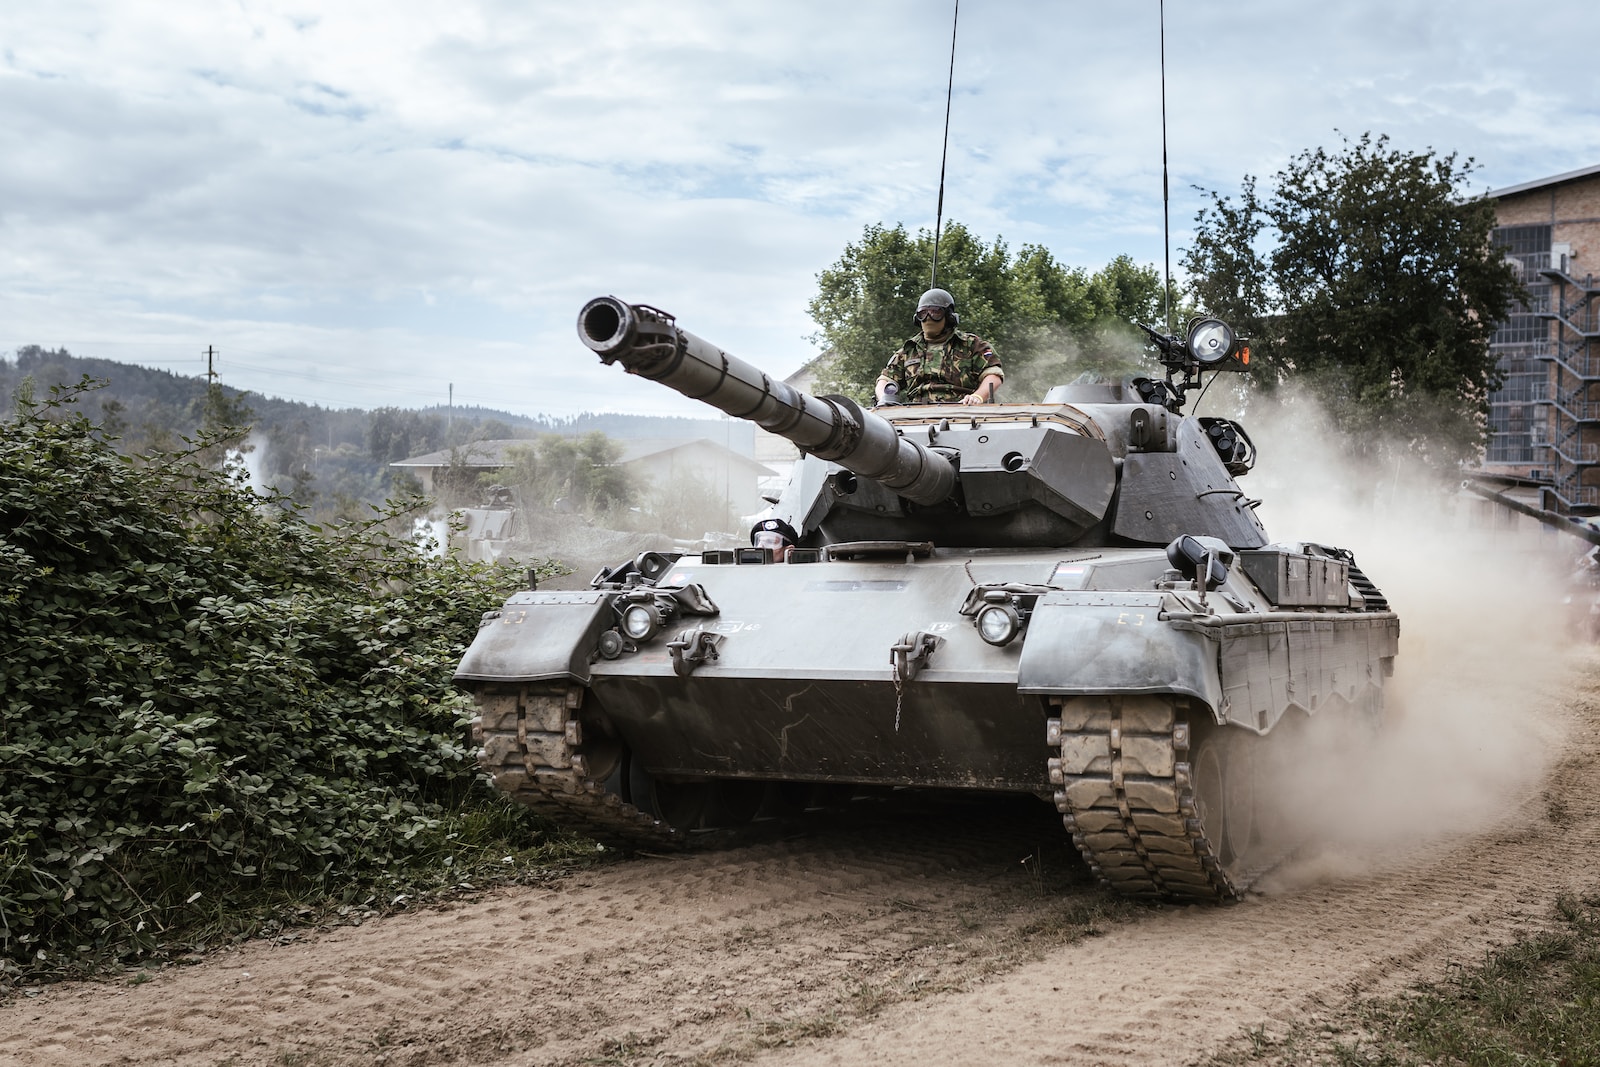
[1, 346, 752, 519]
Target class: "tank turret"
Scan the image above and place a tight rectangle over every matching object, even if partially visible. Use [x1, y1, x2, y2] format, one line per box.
[579, 296, 1266, 550]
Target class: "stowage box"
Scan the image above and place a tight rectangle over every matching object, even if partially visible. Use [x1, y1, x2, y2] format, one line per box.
[1237, 549, 1350, 608]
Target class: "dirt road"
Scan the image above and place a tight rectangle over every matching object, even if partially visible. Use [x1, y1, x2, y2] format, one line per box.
[2, 635, 1596, 1067]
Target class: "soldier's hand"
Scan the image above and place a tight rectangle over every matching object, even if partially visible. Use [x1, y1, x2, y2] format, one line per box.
[959, 391, 986, 406]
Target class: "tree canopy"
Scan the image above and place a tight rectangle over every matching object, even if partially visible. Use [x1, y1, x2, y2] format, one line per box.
[808, 222, 1165, 402]
[495, 431, 634, 513]
[1183, 132, 1521, 470]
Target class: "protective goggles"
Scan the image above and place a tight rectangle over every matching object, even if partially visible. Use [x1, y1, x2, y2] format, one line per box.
[753, 531, 789, 551]
[914, 306, 948, 322]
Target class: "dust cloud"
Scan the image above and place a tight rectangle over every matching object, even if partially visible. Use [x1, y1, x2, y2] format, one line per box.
[1231, 387, 1580, 888]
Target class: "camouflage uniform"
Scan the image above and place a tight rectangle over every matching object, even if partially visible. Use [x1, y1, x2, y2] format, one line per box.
[879, 329, 1003, 404]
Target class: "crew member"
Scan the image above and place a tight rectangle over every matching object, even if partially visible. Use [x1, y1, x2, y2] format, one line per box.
[874, 288, 1003, 406]
[751, 518, 799, 561]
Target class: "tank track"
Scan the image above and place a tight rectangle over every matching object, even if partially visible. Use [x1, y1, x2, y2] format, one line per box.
[1047, 694, 1283, 901]
[1346, 563, 1389, 611]
[471, 683, 686, 850]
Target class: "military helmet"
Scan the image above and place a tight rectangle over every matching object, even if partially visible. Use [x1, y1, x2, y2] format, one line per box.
[914, 287, 958, 325]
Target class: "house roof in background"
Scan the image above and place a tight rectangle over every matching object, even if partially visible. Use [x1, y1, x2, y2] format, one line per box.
[1486, 163, 1600, 200]
[389, 439, 533, 468]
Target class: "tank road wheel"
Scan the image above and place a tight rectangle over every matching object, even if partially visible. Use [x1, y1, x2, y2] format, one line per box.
[649, 781, 712, 830]
[577, 731, 624, 787]
[1189, 729, 1260, 879]
[1190, 733, 1227, 852]
[1221, 733, 1258, 869]
[626, 757, 711, 830]
[706, 780, 768, 827]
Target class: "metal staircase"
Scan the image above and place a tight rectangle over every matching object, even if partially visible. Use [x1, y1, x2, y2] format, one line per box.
[1537, 269, 1600, 511]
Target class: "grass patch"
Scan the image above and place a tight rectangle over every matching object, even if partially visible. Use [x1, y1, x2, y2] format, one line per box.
[2, 800, 603, 991]
[1216, 890, 1600, 1066]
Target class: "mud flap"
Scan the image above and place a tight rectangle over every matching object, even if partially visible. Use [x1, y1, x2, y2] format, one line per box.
[1016, 591, 1222, 711]
[454, 591, 614, 686]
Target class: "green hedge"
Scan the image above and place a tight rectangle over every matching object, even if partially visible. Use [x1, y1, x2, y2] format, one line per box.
[0, 388, 556, 976]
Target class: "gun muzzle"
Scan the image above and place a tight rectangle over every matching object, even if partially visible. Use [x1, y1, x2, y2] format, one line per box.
[579, 297, 955, 506]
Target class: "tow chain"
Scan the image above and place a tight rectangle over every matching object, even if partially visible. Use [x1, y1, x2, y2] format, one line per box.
[891, 659, 905, 732]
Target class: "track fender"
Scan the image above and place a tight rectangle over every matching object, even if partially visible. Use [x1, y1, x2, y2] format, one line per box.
[1190, 614, 1401, 732]
[454, 591, 612, 686]
[1017, 591, 1222, 709]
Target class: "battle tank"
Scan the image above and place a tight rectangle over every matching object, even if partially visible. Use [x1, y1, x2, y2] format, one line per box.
[455, 297, 1401, 900]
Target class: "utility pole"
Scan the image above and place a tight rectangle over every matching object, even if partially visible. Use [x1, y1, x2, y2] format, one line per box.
[205, 345, 218, 383]
[448, 383, 454, 439]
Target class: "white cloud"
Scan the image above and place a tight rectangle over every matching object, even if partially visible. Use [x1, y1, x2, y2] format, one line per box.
[2, 0, 1597, 416]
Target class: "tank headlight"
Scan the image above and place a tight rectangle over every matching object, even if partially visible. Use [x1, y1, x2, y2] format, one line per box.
[621, 603, 661, 641]
[1186, 318, 1236, 365]
[975, 602, 1023, 646]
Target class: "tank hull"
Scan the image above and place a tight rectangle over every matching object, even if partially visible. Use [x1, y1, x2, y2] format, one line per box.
[460, 543, 1398, 899]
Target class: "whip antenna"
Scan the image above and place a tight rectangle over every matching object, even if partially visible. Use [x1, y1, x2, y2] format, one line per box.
[1159, 0, 1173, 335]
[930, 0, 960, 288]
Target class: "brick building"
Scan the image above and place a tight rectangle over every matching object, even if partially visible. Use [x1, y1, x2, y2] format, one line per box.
[1482, 164, 1600, 511]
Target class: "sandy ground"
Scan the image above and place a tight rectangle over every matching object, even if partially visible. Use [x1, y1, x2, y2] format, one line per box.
[2, 637, 1597, 1067]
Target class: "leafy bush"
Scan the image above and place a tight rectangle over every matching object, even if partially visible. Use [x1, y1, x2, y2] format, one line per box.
[0, 386, 561, 977]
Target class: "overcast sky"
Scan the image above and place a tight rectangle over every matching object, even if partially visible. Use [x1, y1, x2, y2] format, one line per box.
[3, 1, 1597, 420]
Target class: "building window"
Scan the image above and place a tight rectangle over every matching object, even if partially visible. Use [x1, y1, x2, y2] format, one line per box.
[1492, 224, 1552, 258]
[1489, 372, 1547, 405]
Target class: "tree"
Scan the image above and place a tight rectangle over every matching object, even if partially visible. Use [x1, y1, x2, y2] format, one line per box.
[1183, 132, 1522, 471]
[368, 407, 445, 467]
[808, 222, 1163, 403]
[475, 418, 515, 441]
[498, 432, 635, 515]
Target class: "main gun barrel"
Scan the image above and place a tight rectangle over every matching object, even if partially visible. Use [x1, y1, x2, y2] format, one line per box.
[578, 297, 956, 506]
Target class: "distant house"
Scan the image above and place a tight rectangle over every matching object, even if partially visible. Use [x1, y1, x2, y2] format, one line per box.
[390, 436, 775, 516]
[388, 440, 535, 495]
[612, 437, 776, 516]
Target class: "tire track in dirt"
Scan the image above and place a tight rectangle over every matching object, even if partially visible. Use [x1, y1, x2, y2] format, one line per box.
[0, 798, 1125, 1067]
